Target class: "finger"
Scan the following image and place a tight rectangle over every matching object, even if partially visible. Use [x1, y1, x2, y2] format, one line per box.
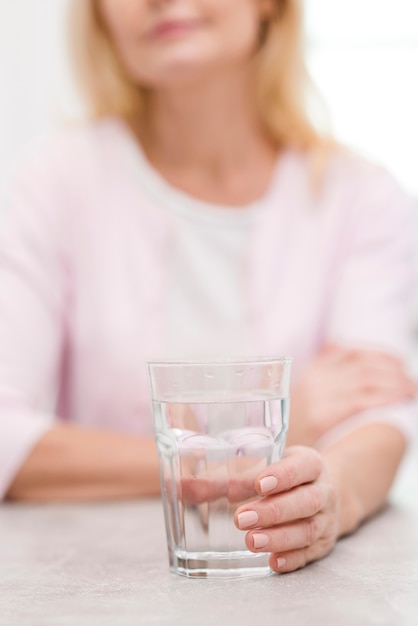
[235, 482, 326, 530]
[355, 363, 417, 393]
[373, 376, 418, 397]
[331, 346, 415, 394]
[254, 446, 323, 496]
[180, 470, 260, 505]
[269, 538, 335, 574]
[353, 353, 417, 390]
[342, 365, 417, 414]
[320, 344, 391, 366]
[180, 476, 226, 504]
[227, 474, 259, 503]
[244, 513, 328, 554]
[350, 386, 417, 415]
[346, 348, 404, 368]
[166, 404, 200, 431]
[363, 381, 417, 401]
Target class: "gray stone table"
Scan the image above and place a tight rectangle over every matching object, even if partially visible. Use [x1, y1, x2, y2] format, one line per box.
[0, 448, 417, 626]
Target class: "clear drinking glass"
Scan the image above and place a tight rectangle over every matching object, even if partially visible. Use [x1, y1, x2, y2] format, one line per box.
[148, 357, 292, 579]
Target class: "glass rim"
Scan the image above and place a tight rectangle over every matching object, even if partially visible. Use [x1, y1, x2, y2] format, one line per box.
[148, 356, 292, 368]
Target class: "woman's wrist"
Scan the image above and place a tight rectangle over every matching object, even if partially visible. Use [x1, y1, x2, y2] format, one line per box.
[323, 454, 364, 537]
[321, 423, 406, 537]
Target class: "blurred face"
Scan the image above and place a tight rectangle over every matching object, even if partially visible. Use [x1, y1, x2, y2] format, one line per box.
[99, 0, 276, 88]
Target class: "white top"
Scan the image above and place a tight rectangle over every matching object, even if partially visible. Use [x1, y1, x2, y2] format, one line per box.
[123, 137, 264, 359]
[166, 203, 257, 358]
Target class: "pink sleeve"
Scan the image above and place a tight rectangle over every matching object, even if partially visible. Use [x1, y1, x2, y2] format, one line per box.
[322, 164, 417, 444]
[0, 149, 66, 498]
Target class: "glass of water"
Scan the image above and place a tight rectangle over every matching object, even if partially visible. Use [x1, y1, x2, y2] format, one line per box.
[148, 357, 292, 579]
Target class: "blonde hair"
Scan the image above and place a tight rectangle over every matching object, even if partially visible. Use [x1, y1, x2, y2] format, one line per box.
[69, 0, 332, 156]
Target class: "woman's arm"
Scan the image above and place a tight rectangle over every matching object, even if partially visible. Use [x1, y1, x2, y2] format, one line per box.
[0, 148, 70, 499]
[6, 424, 160, 502]
[234, 422, 406, 573]
[0, 146, 160, 503]
[287, 345, 417, 447]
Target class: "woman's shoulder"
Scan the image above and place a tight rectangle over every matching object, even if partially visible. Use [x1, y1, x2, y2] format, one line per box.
[1, 117, 129, 229]
[278, 145, 406, 200]
[321, 147, 414, 236]
[276, 145, 411, 220]
[53, 115, 124, 155]
[275, 146, 414, 238]
[7, 116, 125, 186]
[286, 145, 404, 191]
[324, 146, 407, 203]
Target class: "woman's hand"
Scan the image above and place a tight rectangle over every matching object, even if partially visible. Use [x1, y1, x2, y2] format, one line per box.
[289, 344, 417, 445]
[234, 446, 344, 574]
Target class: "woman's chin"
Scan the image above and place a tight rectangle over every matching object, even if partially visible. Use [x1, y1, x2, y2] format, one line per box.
[135, 55, 234, 90]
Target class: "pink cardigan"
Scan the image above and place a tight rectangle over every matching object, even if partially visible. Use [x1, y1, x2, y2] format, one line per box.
[0, 118, 415, 497]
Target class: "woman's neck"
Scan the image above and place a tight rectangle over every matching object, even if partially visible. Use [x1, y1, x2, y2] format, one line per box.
[130, 68, 279, 206]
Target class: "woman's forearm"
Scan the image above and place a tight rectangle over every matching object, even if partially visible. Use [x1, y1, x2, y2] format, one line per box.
[5, 424, 160, 502]
[322, 423, 407, 536]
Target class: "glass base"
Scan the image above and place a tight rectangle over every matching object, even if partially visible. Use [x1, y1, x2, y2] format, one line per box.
[169, 549, 272, 579]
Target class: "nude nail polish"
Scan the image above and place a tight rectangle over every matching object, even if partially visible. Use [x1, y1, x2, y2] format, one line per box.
[252, 533, 269, 549]
[259, 476, 278, 494]
[237, 511, 259, 529]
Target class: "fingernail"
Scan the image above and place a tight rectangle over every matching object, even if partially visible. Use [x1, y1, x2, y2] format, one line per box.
[237, 511, 259, 529]
[259, 476, 278, 494]
[276, 557, 286, 569]
[252, 533, 269, 549]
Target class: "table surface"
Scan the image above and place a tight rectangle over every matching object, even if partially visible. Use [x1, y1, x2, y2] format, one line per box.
[0, 448, 417, 626]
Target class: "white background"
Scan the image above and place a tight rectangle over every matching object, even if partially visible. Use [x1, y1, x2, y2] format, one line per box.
[0, 0, 417, 196]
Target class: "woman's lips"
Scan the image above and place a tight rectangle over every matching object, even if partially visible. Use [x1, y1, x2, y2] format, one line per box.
[150, 20, 200, 41]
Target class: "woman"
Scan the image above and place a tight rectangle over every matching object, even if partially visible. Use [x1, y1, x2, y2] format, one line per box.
[0, 0, 416, 573]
